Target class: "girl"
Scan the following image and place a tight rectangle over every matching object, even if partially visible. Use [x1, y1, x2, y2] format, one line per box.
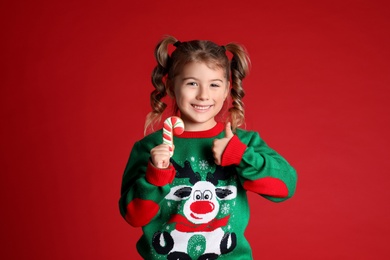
[119, 35, 297, 259]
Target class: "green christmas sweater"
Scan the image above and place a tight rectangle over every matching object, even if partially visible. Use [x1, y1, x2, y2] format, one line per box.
[119, 123, 297, 259]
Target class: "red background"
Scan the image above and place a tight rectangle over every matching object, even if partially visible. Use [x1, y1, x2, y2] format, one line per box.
[2, 0, 390, 259]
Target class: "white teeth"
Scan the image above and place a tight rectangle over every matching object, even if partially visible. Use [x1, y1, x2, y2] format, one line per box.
[193, 105, 211, 110]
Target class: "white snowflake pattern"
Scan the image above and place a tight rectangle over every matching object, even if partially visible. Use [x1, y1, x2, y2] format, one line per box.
[196, 245, 203, 252]
[199, 160, 209, 171]
[221, 203, 230, 214]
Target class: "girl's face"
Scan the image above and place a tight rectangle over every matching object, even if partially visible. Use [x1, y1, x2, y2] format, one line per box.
[173, 61, 229, 131]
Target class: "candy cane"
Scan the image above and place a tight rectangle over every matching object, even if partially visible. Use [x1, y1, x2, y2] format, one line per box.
[163, 116, 185, 157]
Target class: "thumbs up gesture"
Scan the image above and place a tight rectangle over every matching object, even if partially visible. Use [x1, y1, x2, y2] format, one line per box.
[212, 122, 234, 165]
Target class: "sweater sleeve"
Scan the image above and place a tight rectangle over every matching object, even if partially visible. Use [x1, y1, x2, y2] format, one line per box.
[119, 141, 176, 227]
[221, 131, 297, 202]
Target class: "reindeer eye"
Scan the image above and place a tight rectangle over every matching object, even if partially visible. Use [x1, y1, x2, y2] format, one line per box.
[203, 190, 212, 200]
[194, 190, 202, 200]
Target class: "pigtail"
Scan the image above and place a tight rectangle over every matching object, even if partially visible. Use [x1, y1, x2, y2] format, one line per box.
[225, 43, 250, 131]
[145, 35, 178, 133]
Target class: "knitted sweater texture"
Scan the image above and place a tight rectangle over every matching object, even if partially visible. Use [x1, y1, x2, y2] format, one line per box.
[119, 123, 297, 259]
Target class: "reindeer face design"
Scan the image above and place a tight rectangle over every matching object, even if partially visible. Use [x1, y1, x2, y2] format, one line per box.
[166, 181, 237, 224]
[153, 160, 238, 258]
[166, 160, 237, 224]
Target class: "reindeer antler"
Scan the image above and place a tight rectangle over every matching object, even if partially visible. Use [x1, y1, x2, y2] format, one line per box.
[206, 165, 235, 186]
[170, 159, 201, 185]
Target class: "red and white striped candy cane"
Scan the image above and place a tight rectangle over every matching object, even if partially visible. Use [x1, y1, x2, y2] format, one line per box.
[163, 116, 185, 157]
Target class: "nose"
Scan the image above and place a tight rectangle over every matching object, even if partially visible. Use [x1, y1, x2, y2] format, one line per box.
[196, 86, 209, 100]
[190, 201, 215, 214]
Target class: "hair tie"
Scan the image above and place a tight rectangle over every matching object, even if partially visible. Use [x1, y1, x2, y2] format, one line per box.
[173, 41, 182, 47]
[221, 45, 226, 51]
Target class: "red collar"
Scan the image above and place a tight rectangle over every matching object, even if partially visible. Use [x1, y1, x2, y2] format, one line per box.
[168, 214, 230, 232]
[178, 122, 224, 138]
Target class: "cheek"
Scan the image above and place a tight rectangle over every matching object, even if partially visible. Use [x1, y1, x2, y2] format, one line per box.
[173, 87, 183, 101]
[223, 84, 229, 100]
[175, 91, 186, 102]
[221, 88, 229, 102]
[174, 91, 190, 108]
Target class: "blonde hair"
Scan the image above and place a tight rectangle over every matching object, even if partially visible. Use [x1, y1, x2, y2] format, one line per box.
[145, 35, 250, 133]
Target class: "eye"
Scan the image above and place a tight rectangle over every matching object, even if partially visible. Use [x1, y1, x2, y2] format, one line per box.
[194, 190, 202, 200]
[203, 190, 213, 200]
[210, 83, 220, 88]
[186, 82, 198, 86]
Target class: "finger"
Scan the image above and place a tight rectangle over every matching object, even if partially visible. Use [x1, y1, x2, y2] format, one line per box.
[164, 159, 170, 168]
[212, 139, 217, 147]
[214, 158, 220, 165]
[225, 122, 234, 138]
[157, 158, 170, 169]
[160, 144, 170, 151]
[153, 144, 171, 154]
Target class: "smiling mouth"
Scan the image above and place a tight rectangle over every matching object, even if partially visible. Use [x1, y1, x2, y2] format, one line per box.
[190, 213, 203, 219]
[192, 105, 212, 110]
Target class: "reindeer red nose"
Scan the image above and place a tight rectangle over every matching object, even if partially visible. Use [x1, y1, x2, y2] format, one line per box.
[190, 201, 215, 214]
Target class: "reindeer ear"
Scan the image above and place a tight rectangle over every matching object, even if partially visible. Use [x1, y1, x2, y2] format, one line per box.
[215, 188, 233, 199]
[173, 187, 192, 199]
[215, 185, 237, 200]
[166, 185, 192, 201]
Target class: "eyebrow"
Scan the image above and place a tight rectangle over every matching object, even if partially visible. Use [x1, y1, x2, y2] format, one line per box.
[181, 77, 224, 82]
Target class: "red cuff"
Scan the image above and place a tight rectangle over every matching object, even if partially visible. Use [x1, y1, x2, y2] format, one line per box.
[221, 135, 247, 166]
[146, 161, 175, 186]
[243, 177, 289, 198]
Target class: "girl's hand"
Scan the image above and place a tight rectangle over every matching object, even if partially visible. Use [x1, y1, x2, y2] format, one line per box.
[212, 122, 234, 165]
[150, 144, 171, 169]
